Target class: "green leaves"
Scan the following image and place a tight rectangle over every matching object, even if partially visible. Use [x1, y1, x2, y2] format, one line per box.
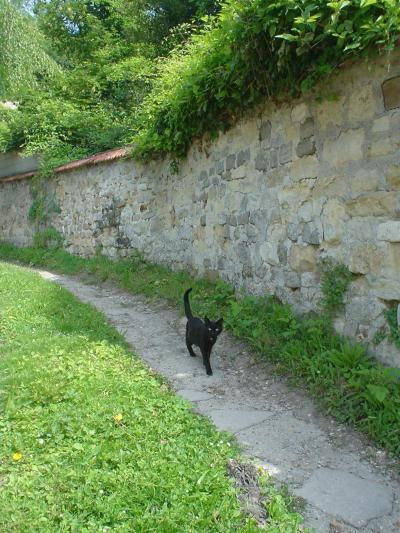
[0, 0, 59, 99]
[319, 258, 353, 318]
[367, 384, 389, 403]
[134, 0, 400, 159]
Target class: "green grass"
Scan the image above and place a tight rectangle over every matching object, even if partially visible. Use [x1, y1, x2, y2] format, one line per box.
[1, 242, 400, 461]
[0, 261, 304, 532]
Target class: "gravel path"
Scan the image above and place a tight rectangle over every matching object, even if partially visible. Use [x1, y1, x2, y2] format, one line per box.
[38, 269, 400, 532]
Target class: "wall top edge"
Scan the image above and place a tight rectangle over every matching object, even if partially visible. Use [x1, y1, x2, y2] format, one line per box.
[0, 145, 131, 184]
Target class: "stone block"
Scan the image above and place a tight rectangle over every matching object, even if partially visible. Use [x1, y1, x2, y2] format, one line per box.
[373, 278, 400, 300]
[236, 148, 251, 167]
[377, 221, 400, 242]
[278, 242, 288, 264]
[289, 244, 318, 272]
[300, 117, 314, 139]
[297, 201, 314, 223]
[259, 120, 272, 142]
[386, 165, 400, 190]
[302, 224, 321, 245]
[347, 192, 400, 217]
[287, 223, 300, 242]
[226, 154, 236, 171]
[270, 149, 278, 169]
[296, 139, 316, 158]
[216, 160, 225, 175]
[345, 297, 386, 323]
[230, 166, 246, 180]
[255, 152, 268, 171]
[348, 243, 380, 274]
[279, 143, 292, 165]
[316, 96, 345, 129]
[346, 217, 377, 242]
[382, 76, 400, 110]
[238, 212, 250, 225]
[290, 156, 319, 181]
[260, 242, 280, 266]
[372, 116, 390, 133]
[237, 242, 250, 264]
[291, 103, 310, 123]
[228, 215, 237, 226]
[246, 224, 258, 240]
[350, 169, 380, 194]
[348, 85, 376, 122]
[284, 271, 301, 288]
[367, 138, 394, 158]
[301, 272, 319, 288]
[323, 129, 365, 167]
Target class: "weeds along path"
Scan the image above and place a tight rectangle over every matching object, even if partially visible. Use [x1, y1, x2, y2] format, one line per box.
[38, 269, 400, 533]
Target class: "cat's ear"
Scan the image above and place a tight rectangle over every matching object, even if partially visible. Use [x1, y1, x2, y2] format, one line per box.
[216, 318, 224, 328]
[204, 316, 210, 325]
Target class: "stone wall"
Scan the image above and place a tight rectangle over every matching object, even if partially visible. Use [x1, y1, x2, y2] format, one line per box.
[1, 50, 400, 366]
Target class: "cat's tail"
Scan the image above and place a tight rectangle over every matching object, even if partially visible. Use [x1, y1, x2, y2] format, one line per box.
[184, 288, 193, 319]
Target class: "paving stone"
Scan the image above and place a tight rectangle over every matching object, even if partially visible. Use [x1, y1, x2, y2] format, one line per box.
[177, 389, 214, 402]
[204, 408, 272, 433]
[295, 468, 394, 527]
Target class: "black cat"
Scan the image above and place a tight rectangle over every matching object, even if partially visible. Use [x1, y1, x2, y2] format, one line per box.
[184, 288, 223, 376]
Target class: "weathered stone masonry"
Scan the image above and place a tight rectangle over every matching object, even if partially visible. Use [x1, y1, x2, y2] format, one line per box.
[1, 50, 400, 366]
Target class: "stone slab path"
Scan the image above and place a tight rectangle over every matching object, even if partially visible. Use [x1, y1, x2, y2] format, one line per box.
[38, 269, 400, 532]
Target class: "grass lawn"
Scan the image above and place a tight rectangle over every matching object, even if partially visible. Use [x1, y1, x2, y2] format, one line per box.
[0, 261, 304, 532]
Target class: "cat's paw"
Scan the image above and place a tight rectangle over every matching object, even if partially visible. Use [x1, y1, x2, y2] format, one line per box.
[206, 369, 213, 376]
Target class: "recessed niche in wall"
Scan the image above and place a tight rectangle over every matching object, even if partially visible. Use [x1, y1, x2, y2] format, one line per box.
[382, 76, 400, 111]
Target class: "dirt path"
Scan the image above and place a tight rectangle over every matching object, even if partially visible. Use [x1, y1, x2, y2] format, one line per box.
[38, 269, 400, 532]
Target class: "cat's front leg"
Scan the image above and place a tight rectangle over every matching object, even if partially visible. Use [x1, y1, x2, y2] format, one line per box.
[186, 340, 196, 357]
[202, 348, 213, 376]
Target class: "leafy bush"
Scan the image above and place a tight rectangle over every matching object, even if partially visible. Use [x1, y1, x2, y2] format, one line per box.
[133, 0, 400, 159]
[0, 96, 136, 172]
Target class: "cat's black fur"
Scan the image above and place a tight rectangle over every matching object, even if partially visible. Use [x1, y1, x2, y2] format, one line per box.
[184, 288, 223, 376]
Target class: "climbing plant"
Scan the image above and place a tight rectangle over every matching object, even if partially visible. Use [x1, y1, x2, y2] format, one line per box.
[319, 257, 353, 319]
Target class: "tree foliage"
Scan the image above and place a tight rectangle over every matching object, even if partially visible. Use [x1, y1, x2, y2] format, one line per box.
[0, 0, 59, 98]
[0, 0, 220, 167]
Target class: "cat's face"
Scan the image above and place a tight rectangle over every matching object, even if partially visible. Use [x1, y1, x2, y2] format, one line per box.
[204, 317, 223, 343]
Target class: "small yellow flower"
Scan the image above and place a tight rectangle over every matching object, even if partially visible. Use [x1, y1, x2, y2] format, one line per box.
[12, 452, 22, 461]
[114, 414, 123, 423]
